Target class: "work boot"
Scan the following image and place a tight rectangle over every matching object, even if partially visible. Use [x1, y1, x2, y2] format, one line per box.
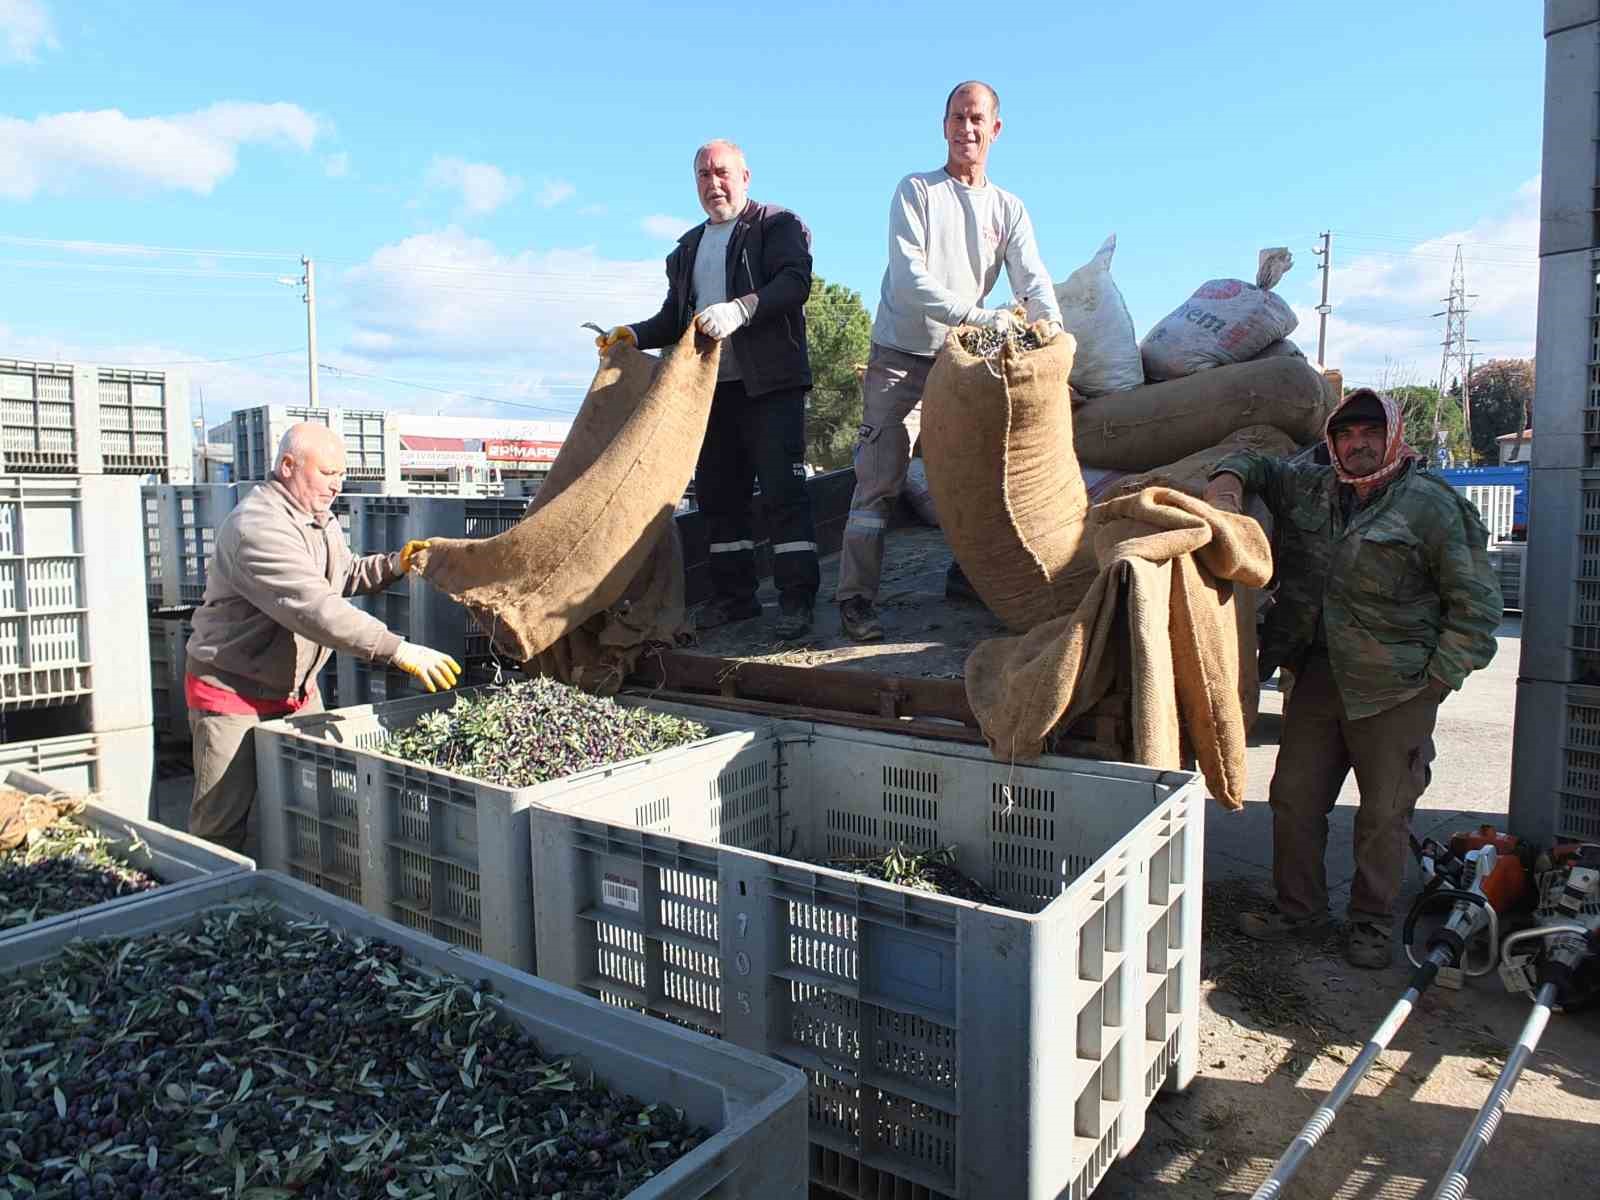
[1237, 906, 1331, 943]
[696, 596, 761, 632]
[774, 596, 814, 641]
[839, 597, 883, 643]
[945, 561, 984, 604]
[1345, 920, 1393, 970]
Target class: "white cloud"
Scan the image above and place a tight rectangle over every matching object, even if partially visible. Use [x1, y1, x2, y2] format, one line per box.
[339, 226, 665, 382]
[0, 0, 57, 63]
[0, 101, 321, 199]
[537, 178, 575, 208]
[578, 203, 608, 217]
[425, 156, 520, 216]
[641, 213, 692, 240]
[323, 151, 350, 179]
[1285, 177, 1538, 388]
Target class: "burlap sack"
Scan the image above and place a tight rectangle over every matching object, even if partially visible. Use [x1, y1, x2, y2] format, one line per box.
[921, 324, 1097, 632]
[413, 325, 719, 661]
[1103, 425, 1297, 501]
[1073, 356, 1331, 471]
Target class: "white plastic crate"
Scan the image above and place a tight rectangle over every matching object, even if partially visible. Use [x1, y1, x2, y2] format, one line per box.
[0, 724, 154, 820]
[253, 687, 769, 971]
[339, 494, 530, 702]
[1456, 484, 1516, 541]
[529, 722, 1204, 1200]
[0, 870, 808, 1200]
[0, 476, 151, 728]
[0, 359, 190, 480]
[0, 764, 251, 940]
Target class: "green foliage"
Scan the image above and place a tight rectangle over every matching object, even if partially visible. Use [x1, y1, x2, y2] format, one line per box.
[382, 679, 709, 788]
[804, 276, 872, 470]
[1468, 358, 1534, 462]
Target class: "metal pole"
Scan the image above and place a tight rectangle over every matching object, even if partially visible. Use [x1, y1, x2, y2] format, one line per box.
[1430, 982, 1556, 1200]
[303, 256, 320, 409]
[1251, 946, 1450, 1199]
[1314, 231, 1332, 368]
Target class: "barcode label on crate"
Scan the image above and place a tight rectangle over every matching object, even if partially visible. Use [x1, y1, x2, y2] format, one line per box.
[602, 873, 641, 913]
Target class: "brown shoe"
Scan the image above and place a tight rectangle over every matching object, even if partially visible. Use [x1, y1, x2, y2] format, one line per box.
[839, 597, 883, 643]
[1237, 907, 1331, 942]
[1345, 920, 1392, 970]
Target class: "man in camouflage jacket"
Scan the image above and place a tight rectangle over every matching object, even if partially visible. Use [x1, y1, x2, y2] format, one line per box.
[1203, 387, 1501, 968]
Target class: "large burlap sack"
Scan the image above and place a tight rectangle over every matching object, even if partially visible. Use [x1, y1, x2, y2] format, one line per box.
[921, 323, 1097, 632]
[1054, 234, 1144, 397]
[412, 325, 719, 661]
[1103, 425, 1297, 501]
[1073, 356, 1331, 472]
[1140, 248, 1298, 381]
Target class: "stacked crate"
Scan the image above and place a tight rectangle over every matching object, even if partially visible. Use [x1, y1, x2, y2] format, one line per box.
[1, 359, 192, 480]
[231, 405, 399, 490]
[0, 476, 155, 818]
[1510, 4, 1600, 846]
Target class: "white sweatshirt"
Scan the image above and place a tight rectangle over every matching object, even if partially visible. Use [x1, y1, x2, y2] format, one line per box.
[871, 169, 1062, 357]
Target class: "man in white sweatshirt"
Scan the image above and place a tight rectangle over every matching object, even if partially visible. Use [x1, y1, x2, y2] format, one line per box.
[836, 80, 1062, 643]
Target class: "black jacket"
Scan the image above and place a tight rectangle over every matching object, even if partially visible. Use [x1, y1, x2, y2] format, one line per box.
[631, 198, 813, 396]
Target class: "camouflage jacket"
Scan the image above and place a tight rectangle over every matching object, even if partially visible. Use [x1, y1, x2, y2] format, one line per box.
[1212, 455, 1501, 719]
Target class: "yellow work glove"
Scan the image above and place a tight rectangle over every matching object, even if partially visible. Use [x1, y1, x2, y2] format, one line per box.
[595, 325, 636, 354]
[1203, 472, 1244, 514]
[392, 642, 462, 693]
[399, 539, 430, 573]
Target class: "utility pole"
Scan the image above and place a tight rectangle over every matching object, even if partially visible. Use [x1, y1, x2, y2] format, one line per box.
[277, 257, 321, 408]
[1312, 231, 1332, 367]
[1431, 245, 1477, 465]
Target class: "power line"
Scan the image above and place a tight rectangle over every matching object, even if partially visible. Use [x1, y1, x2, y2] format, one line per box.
[317, 362, 585, 417]
[0, 234, 298, 261]
[0, 258, 286, 281]
[1334, 229, 1535, 253]
[120, 348, 304, 367]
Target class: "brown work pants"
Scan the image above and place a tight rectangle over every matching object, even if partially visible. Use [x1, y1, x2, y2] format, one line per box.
[836, 343, 935, 605]
[1269, 653, 1439, 924]
[189, 688, 323, 854]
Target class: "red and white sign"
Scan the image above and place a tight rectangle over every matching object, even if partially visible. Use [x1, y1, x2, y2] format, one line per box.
[484, 438, 563, 463]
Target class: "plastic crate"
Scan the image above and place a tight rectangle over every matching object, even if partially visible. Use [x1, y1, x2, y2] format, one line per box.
[529, 722, 1205, 1200]
[0, 764, 251, 939]
[339, 494, 530, 703]
[0, 724, 153, 820]
[1456, 484, 1516, 541]
[95, 368, 191, 478]
[0, 360, 190, 480]
[1560, 684, 1600, 840]
[232, 405, 397, 485]
[147, 617, 191, 739]
[0, 476, 151, 728]
[0, 360, 78, 472]
[0, 870, 808, 1200]
[254, 688, 767, 971]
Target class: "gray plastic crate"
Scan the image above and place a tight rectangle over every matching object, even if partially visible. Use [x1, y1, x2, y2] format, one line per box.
[339, 494, 530, 703]
[232, 405, 397, 485]
[0, 359, 190, 480]
[529, 722, 1205, 1200]
[0, 870, 807, 1200]
[0, 476, 151, 728]
[0, 764, 251, 939]
[0, 724, 153, 819]
[253, 688, 768, 971]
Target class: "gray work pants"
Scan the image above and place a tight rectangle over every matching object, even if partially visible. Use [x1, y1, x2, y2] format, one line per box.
[1268, 653, 1440, 924]
[836, 343, 936, 604]
[189, 687, 323, 853]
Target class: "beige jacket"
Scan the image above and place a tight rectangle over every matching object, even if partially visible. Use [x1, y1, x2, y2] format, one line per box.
[186, 481, 404, 702]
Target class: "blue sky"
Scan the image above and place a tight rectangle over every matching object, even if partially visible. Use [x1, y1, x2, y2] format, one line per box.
[0, 0, 1543, 424]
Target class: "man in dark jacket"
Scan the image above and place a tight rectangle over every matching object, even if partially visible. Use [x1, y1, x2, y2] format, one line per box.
[1204, 388, 1501, 968]
[597, 139, 818, 639]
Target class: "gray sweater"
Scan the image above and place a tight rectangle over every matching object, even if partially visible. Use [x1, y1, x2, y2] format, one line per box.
[186, 480, 403, 701]
[872, 168, 1061, 356]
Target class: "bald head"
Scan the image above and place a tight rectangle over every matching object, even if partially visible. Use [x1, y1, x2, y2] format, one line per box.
[276, 422, 347, 514]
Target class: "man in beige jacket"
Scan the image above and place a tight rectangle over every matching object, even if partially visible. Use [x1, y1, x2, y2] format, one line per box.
[185, 422, 461, 851]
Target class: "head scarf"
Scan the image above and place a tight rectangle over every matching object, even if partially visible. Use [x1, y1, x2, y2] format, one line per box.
[1324, 387, 1420, 499]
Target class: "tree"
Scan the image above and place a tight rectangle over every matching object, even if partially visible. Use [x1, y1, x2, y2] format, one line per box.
[804, 276, 872, 470]
[1371, 358, 1467, 464]
[1468, 358, 1534, 463]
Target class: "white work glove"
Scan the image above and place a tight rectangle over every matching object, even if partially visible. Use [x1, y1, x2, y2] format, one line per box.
[694, 301, 749, 341]
[966, 308, 1022, 334]
[391, 642, 462, 694]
